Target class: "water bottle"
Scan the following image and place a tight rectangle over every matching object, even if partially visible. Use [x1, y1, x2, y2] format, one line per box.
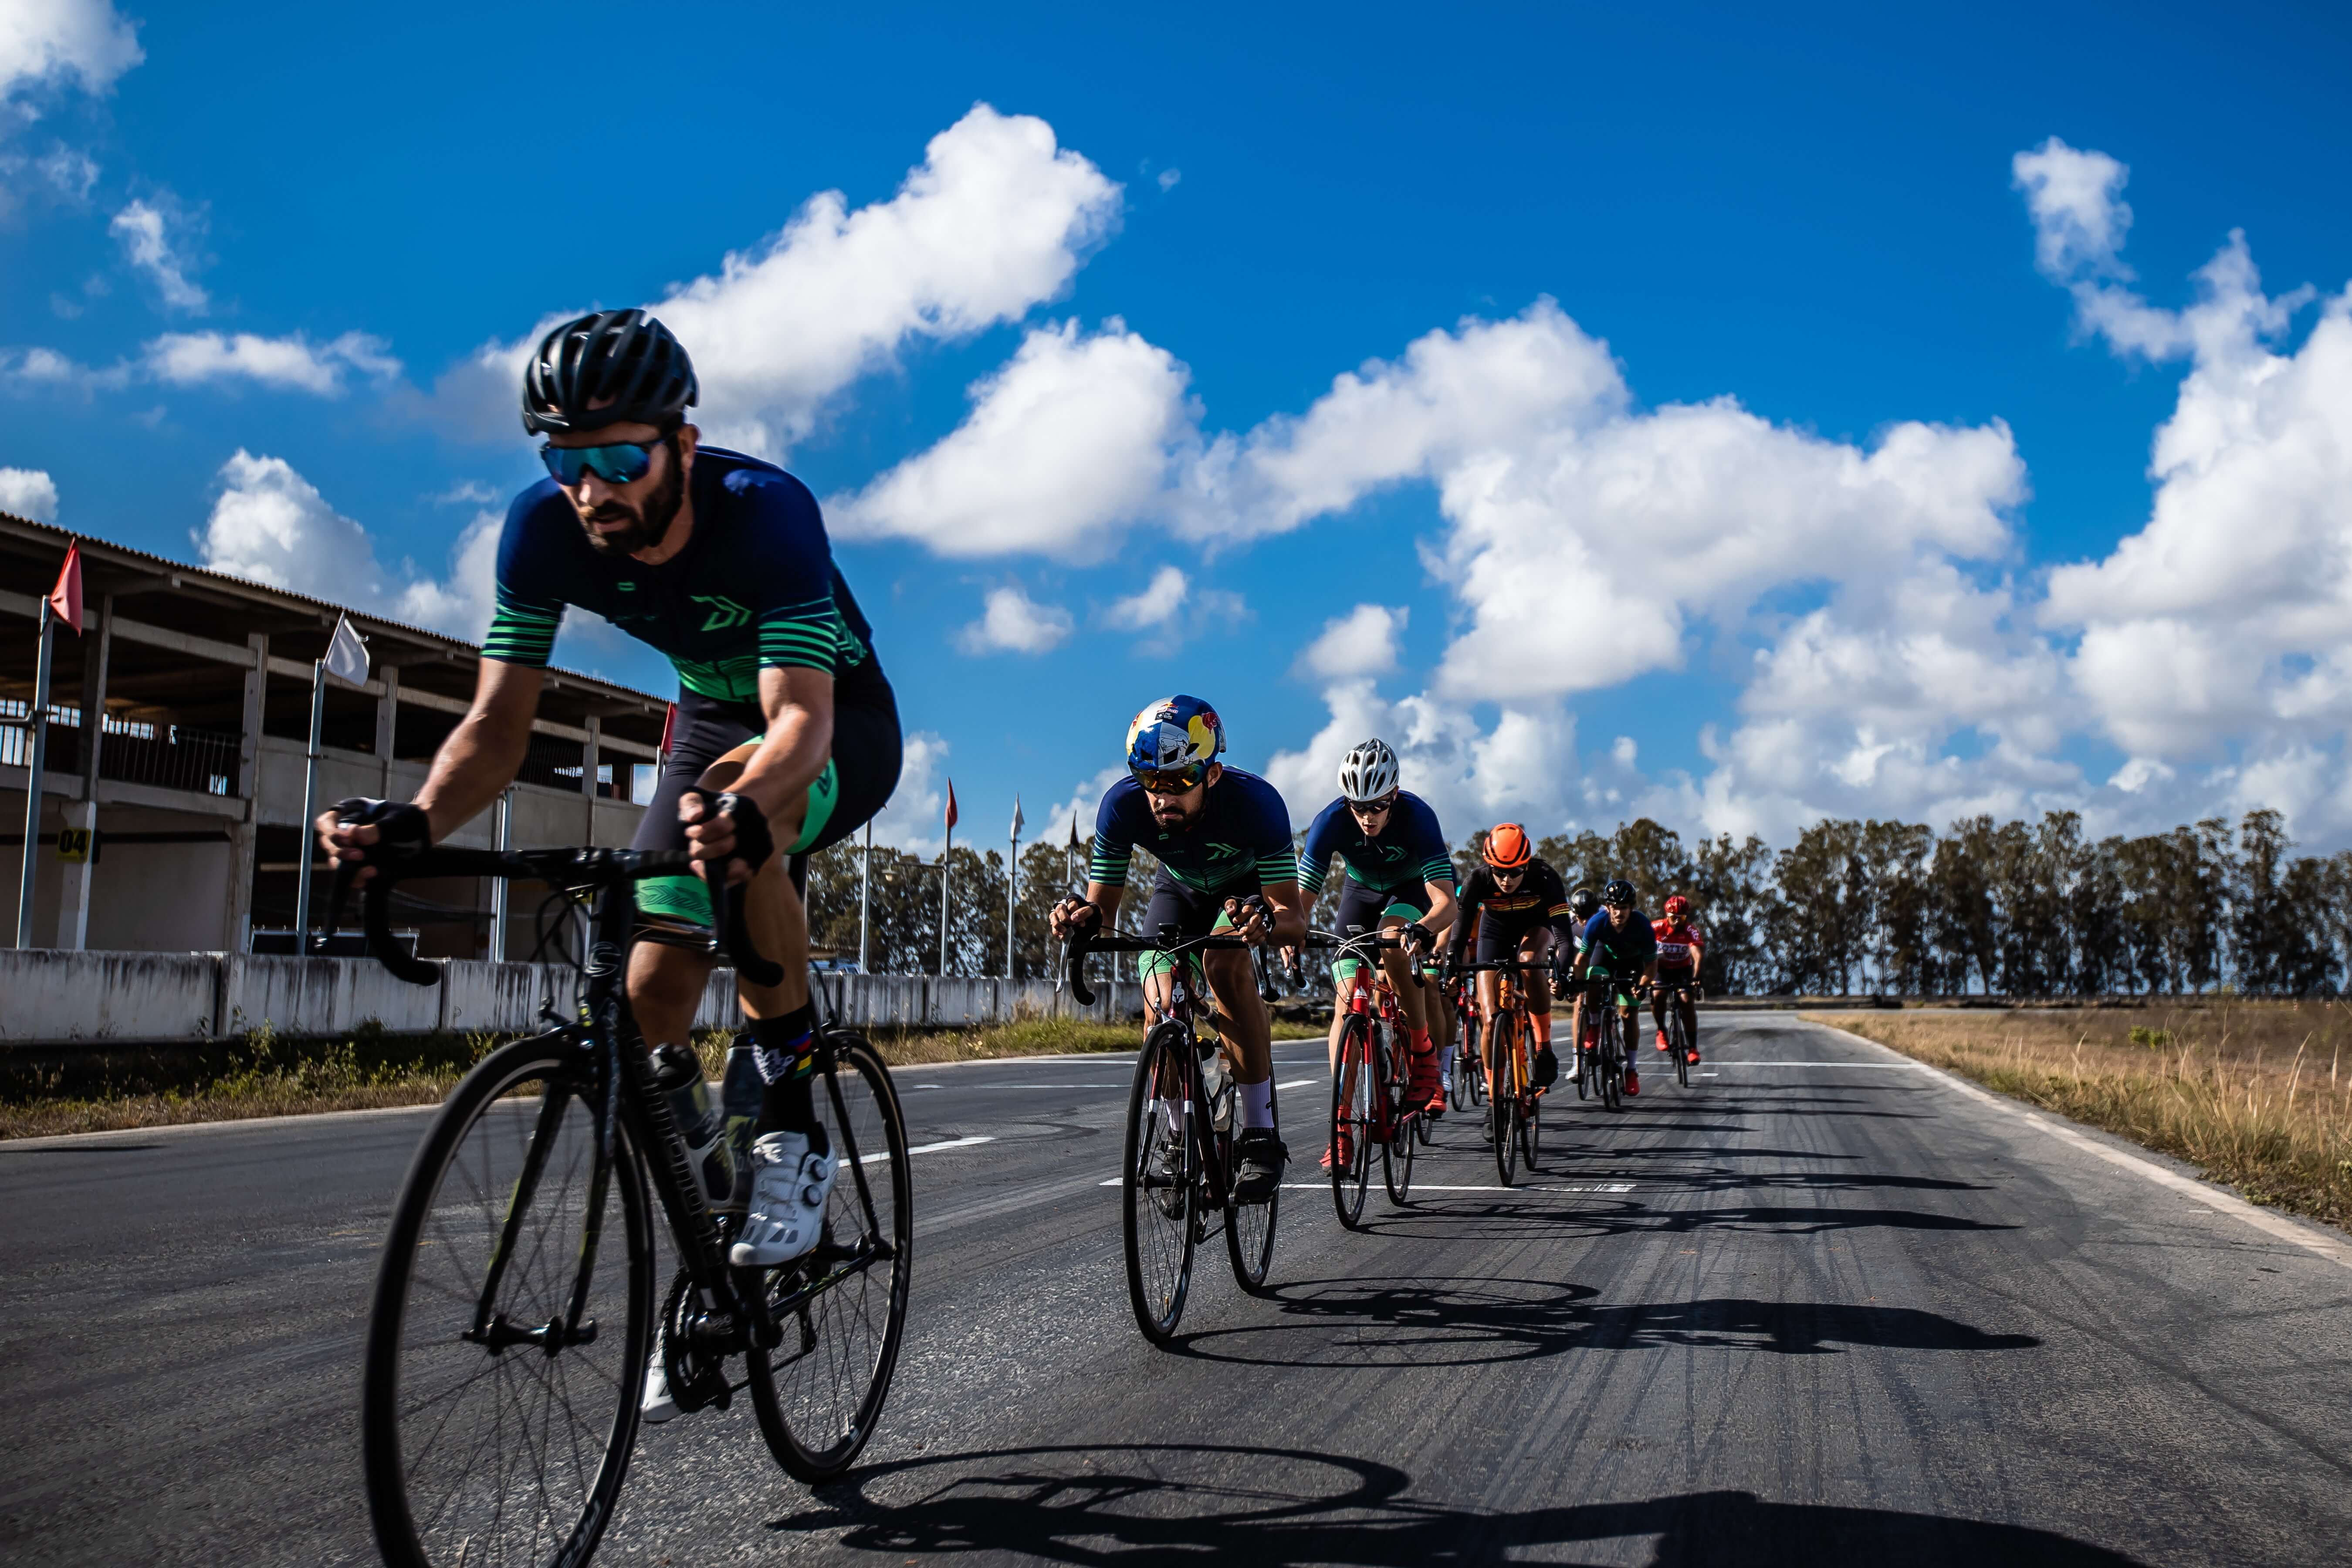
[719, 1044, 765, 1213]
[654, 1046, 736, 1214]
[1200, 1040, 1233, 1132]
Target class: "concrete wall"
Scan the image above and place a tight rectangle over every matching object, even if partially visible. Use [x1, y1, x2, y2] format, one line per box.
[0, 947, 1145, 1046]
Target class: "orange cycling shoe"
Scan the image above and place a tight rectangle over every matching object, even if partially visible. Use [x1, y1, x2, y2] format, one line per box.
[1655, 1030, 1670, 1053]
[1321, 1131, 1356, 1171]
[1624, 1067, 1640, 1096]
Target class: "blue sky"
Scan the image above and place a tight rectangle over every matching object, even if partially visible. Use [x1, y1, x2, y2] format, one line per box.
[7, 1, 2352, 852]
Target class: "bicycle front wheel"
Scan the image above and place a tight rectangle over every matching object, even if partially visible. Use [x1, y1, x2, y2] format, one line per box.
[1672, 1009, 1692, 1087]
[363, 1032, 654, 1568]
[1601, 1013, 1625, 1110]
[1331, 1014, 1374, 1229]
[1124, 1022, 1199, 1342]
[747, 1032, 912, 1482]
[1490, 1033, 1518, 1187]
[1518, 1019, 1542, 1171]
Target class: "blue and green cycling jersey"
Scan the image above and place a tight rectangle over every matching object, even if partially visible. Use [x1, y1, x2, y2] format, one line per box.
[1295, 790, 1456, 897]
[484, 446, 878, 703]
[1089, 769, 1295, 894]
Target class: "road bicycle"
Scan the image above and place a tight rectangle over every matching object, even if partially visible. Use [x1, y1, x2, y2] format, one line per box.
[1577, 969, 1639, 1111]
[1446, 972, 1486, 1114]
[336, 815, 912, 1568]
[1308, 925, 1424, 1228]
[1457, 958, 1546, 1185]
[1066, 923, 1284, 1346]
[1657, 979, 1697, 1089]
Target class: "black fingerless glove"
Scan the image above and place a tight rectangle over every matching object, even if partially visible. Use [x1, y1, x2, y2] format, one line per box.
[332, 797, 432, 860]
[680, 788, 775, 874]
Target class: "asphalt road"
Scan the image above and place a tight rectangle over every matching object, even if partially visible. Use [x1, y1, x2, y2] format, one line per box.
[4, 1013, 2350, 1566]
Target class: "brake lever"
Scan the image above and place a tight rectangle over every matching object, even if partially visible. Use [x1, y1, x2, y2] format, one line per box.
[1065, 927, 1098, 1008]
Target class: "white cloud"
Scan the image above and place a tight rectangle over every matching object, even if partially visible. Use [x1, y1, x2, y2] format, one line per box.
[955, 584, 1074, 655]
[198, 450, 388, 602]
[2012, 137, 2134, 282]
[1103, 565, 1192, 630]
[395, 508, 504, 640]
[1295, 603, 1406, 680]
[0, 465, 59, 522]
[144, 330, 401, 394]
[0, 0, 142, 106]
[1157, 169, 1181, 192]
[0, 344, 124, 392]
[109, 198, 208, 313]
[866, 731, 953, 855]
[833, 321, 1192, 559]
[435, 104, 1122, 454]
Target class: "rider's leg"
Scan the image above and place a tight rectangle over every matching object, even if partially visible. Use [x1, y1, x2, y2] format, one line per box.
[628, 940, 712, 1053]
[1203, 946, 1272, 1092]
[1679, 984, 1701, 1060]
[1650, 982, 1672, 1051]
[1520, 934, 1557, 1084]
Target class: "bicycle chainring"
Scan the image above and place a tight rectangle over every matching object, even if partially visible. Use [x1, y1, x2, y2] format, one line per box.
[660, 1268, 734, 1416]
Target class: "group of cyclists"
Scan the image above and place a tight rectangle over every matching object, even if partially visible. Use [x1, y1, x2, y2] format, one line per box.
[315, 307, 1715, 1443]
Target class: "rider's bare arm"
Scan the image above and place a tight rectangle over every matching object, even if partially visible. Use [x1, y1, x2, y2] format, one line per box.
[1418, 879, 1459, 940]
[318, 658, 541, 875]
[1250, 879, 1309, 947]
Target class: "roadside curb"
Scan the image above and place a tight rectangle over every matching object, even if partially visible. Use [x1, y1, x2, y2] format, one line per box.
[1805, 1018, 2352, 1274]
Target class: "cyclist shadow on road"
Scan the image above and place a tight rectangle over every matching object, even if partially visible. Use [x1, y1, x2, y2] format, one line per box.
[1341, 1192, 2022, 1248]
[770, 1441, 2134, 1566]
[1137, 1274, 2038, 1368]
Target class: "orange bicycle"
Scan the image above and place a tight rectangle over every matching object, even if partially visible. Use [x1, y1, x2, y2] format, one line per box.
[1313, 925, 1424, 1227]
[1457, 957, 1546, 1185]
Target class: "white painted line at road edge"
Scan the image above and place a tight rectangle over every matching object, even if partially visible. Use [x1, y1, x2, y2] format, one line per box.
[1808, 1019, 2352, 1273]
[861, 1134, 993, 1165]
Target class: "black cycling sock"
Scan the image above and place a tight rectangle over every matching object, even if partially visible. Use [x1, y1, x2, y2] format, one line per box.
[748, 1004, 827, 1153]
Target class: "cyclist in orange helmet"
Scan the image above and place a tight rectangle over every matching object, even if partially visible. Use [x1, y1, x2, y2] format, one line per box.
[1444, 824, 1584, 1113]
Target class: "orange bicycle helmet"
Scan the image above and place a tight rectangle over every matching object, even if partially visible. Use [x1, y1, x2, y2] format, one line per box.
[1483, 823, 1533, 869]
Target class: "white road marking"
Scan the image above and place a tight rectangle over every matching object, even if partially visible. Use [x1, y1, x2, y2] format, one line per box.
[1808, 1020, 2352, 1273]
[1275, 1076, 1320, 1090]
[862, 1135, 994, 1165]
[1706, 1061, 1929, 1068]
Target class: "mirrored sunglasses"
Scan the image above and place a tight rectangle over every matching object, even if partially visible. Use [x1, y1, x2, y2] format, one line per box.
[541, 440, 657, 487]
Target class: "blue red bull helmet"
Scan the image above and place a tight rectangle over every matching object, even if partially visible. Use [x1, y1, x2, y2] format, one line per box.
[1125, 694, 1225, 789]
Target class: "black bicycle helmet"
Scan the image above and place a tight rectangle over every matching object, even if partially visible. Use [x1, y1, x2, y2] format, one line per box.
[1601, 878, 1637, 908]
[1570, 886, 1600, 921]
[521, 309, 699, 435]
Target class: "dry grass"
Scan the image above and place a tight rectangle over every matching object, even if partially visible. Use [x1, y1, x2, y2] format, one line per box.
[5, 1014, 1322, 1139]
[1813, 1001, 2352, 1230]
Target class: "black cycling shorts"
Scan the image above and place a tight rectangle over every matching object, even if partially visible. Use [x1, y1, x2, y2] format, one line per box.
[1134, 872, 1253, 984]
[1474, 911, 1553, 967]
[633, 674, 901, 935]
[1331, 874, 1433, 979]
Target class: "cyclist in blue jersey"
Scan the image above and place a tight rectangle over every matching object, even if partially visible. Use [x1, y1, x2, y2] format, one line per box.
[318, 312, 902, 1418]
[1049, 696, 1306, 1201]
[1567, 878, 1659, 1097]
[1291, 740, 1458, 1131]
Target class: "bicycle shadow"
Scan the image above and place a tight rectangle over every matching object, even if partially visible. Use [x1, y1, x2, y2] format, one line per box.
[771, 1442, 2138, 1566]
[1346, 1196, 2019, 1245]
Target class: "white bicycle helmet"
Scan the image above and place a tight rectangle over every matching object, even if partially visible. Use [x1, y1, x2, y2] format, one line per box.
[1337, 738, 1401, 803]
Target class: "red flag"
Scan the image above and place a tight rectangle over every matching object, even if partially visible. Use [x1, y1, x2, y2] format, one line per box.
[657, 701, 677, 759]
[47, 542, 83, 634]
[944, 779, 959, 833]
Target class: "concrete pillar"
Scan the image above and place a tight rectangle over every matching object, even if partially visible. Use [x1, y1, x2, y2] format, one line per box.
[225, 816, 257, 954]
[58, 594, 111, 950]
[582, 715, 601, 844]
[374, 664, 400, 792]
[236, 633, 267, 799]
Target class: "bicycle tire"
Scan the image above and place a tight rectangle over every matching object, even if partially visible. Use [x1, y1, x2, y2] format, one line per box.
[1466, 1016, 1488, 1107]
[1491, 1020, 1519, 1187]
[1574, 1008, 1592, 1101]
[1124, 1021, 1199, 1343]
[746, 1033, 912, 1481]
[363, 1031, 654, 1568]
[1225, 1079, 1279, 1294]
[1602, 1010, 1624, 1111]
[1381, 1022, 1415, 1206]
[1448, 1017, 1474, 1111]
[1672, 1007, 1690, 1088]
[1330, 1013, 1374, 1229]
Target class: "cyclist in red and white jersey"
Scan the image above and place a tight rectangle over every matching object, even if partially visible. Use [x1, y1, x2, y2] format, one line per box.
[1649, 895, 1704, 1065]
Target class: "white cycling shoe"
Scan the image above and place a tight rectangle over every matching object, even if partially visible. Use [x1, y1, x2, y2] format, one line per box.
[729, 1130, 837, 1267]
[640, 1350, 679, 1423]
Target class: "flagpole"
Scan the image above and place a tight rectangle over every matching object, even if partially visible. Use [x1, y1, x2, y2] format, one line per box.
[858, 819, 872, 974]
[295, 657, 328, 952]
[937, 817, 952, 978]
[1006, 799, 1021, 979]
[14, 600, 54, 949]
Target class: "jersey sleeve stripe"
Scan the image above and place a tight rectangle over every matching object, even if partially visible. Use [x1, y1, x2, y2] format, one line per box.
[1296, 855, 1328, 896]
[1421, 855, 1457, 884]
[484, 596, 561, 667]
[1088, 845, 1132, 888]
[1255, 851, 1297, 884]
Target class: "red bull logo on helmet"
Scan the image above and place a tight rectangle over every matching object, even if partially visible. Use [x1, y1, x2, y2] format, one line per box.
[1125, 694, 1225, 771]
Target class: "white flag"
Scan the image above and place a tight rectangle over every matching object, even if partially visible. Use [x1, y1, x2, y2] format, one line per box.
[1009, 794, 1025, 840]
[324, 613, 370, 686]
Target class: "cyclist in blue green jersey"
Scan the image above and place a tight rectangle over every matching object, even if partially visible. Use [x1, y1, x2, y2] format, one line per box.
[1051, 696, 1307, 1201]
[1292, 739, 1458, 1124]
[319, 313, 901, 1370]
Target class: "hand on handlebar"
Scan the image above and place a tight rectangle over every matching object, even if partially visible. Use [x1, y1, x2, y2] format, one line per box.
[679, 789, 774, 887]
[318, 798, 430, 883]
[1401, 920, 1433, 959]
[1050, 896, 1103, 941]
[1224, 893, 1272, 945]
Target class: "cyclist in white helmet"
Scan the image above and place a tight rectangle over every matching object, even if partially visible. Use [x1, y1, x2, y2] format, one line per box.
[1290, 739, 1459, 1159]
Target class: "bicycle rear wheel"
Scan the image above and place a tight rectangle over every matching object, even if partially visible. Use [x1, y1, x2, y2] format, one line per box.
[1330, 1014, 1374, 1229]
[1381, 1023, 1415, 1206]
[1448, 1018, 1475, 1111]
[1601, 1012, 1625, 1110]
[1465, 1017, 1488, 1107]
[1124, 1022, 1199, 1342]
[1672, 1008, 1692, 1087]
[1518, 1017, 1542, 1171]
[363, 1032, 653, 1568]
[746, 1033, 911, 1482]
[1225, 1080, 1279, 1294]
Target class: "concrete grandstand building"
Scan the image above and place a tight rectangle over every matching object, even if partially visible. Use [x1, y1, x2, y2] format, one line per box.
[2, 512, 666, 959]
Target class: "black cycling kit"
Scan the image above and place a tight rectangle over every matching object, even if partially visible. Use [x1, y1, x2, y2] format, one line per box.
[1447, 857, 1580, 969]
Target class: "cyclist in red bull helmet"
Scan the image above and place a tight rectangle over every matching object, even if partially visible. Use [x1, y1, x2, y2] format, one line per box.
[1051, 696, 1307, 1201]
